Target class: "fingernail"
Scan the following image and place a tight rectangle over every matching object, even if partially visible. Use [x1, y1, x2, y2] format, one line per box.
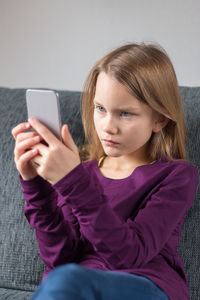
[25, 123, 30, 128]
[29, 117, 35, 121]
[34, 136, 40, 141]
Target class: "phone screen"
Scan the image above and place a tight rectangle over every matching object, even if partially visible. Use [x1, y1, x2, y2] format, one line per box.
[26, 89, 62, 141]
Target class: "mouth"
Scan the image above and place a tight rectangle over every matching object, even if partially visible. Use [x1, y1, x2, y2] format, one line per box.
[103, 139, 119, 146]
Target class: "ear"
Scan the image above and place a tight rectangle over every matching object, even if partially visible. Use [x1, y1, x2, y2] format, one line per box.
[152, 113, 169, 133]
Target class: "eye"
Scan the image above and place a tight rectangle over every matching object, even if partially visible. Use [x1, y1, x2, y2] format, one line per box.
[121, 111, 133, 117]
[95, 105, 105, 112]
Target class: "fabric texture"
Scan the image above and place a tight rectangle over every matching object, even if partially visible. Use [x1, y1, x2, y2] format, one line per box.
[20, 156, 198, 300]
[0, 88, 84, 297]
[0, 288, 33, 300]
[0, 86, 200, 299]
[31, 263, 169, 300]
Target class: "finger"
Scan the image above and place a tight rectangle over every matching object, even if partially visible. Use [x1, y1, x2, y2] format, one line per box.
[30, 154, 43, 166]
[14, 135, 42, 159]
[28, 118, 59, 146]
[12, 122, 31, 139]
[31, 142, 49, 156]
[16, 131, 42, 143]
[17, 148, 39, 168]
[62, 124, 78, 153]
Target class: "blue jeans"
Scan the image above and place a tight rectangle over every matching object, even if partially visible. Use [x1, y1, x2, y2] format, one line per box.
[31, 263, 169, 300]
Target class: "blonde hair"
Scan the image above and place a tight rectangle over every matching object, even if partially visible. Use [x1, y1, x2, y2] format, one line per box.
[79, 42, 187, 163]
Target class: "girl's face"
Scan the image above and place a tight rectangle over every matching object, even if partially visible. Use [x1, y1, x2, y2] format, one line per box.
[93, 72, 162, 164]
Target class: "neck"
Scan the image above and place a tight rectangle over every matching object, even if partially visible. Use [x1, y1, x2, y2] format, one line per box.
[100, 154, 152, 171]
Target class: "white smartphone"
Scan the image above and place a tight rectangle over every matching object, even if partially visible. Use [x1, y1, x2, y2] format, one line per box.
[26, 89, 62, 141]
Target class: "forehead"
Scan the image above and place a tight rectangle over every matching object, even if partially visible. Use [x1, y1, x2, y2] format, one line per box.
[94, 72, 150, 112]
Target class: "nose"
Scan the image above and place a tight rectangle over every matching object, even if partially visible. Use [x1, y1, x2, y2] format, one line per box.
[103, 115, 118, 135]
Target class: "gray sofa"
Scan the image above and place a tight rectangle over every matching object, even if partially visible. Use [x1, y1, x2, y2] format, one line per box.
[0, 86, 199, 300]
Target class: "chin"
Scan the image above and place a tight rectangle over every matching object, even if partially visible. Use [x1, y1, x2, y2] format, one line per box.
[103, 149, 123, 158]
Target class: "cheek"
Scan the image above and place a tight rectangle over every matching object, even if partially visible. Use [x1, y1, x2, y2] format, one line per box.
[125, 121, 153, 143]
[93, 113, 101, 135]
[93, 113, 97, 127]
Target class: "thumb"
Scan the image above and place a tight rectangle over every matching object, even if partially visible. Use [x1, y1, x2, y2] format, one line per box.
[61, 124, 78, 152]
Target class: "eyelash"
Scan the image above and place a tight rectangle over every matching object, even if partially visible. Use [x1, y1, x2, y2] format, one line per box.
[94, 105, 133, 117]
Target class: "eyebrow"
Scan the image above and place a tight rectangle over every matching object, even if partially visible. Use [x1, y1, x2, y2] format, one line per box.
[93, 100, 140, 111]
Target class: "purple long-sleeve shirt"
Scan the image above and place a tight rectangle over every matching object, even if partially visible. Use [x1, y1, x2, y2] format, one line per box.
[20, 156, 198, 300]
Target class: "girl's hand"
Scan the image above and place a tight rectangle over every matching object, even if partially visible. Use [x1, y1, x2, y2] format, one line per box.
[28, 118, 81, 185]
[12, 122, 43, 180]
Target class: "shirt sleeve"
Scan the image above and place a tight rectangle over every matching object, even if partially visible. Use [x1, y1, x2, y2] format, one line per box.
[53, 162, 199, 270]
[19, 174, 82, 270]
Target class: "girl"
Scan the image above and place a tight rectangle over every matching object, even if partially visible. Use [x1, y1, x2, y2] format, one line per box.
[12, 43, 198, 300]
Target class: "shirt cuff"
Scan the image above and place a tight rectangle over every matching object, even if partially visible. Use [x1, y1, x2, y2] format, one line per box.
[19, 174, 54, 194]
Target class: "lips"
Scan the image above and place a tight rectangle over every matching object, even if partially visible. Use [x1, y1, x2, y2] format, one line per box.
[103, 139, 119, 145]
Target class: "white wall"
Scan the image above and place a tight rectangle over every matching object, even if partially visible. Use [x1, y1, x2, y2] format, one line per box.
[0, 0, 200, 91]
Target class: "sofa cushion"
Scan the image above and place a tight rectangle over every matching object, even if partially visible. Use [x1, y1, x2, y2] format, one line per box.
[0, 86, 199, 299]
[0, 87, 84, 292]
[0, 288, 33, 300]
[177, 87, 200, 299]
